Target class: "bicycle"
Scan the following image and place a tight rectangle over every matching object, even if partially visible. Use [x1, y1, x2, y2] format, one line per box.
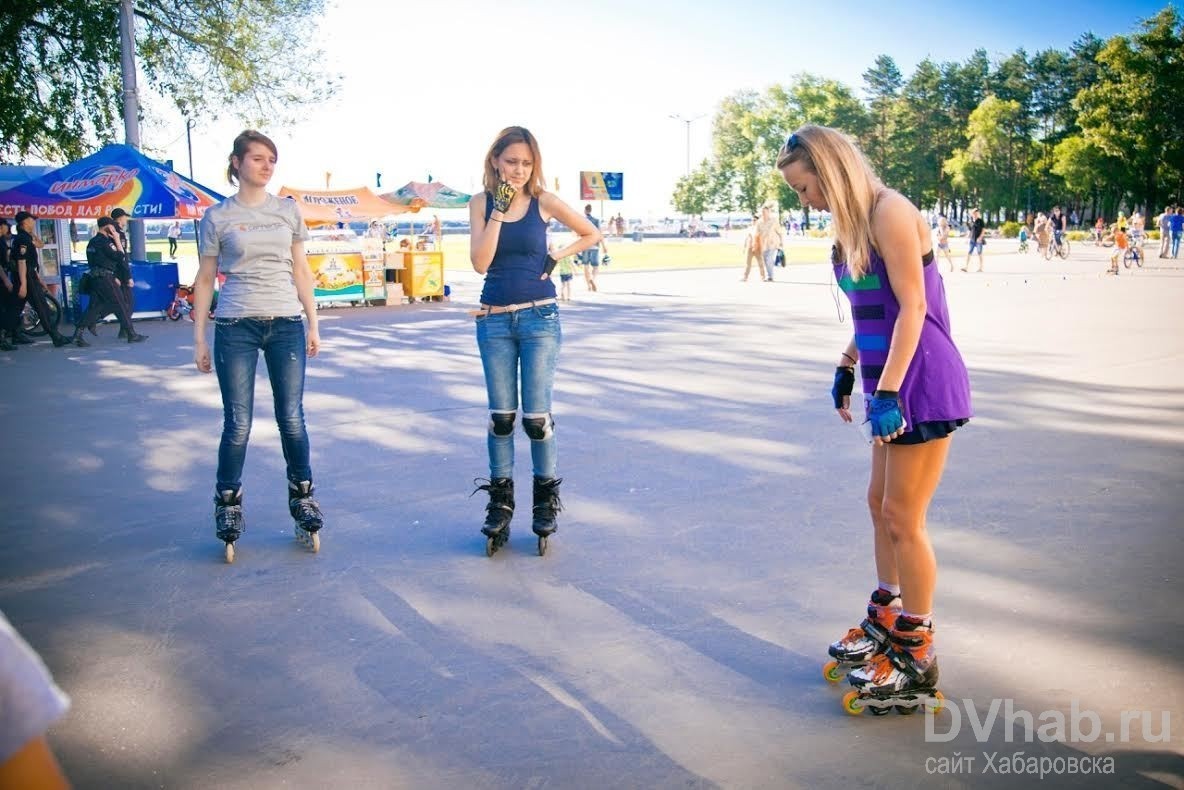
[21, 292, 62, 337]
[1123, 243, 1144, 269]
[166, 284, 216, 321]
[1043, 233, 1071, 260]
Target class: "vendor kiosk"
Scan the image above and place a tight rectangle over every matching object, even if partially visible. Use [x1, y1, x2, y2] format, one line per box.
[306, 229, 366, 305]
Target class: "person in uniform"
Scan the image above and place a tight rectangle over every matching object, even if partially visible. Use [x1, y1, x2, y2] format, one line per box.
[69, 217, 147, 346]
[10, 212, 70, 347]
[110, 208, 136, 337]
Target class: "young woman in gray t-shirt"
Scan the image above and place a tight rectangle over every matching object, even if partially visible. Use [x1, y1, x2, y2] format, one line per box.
[193, 130, 324, 563]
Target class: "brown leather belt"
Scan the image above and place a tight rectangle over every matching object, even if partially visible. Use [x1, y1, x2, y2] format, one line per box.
[469, 298, 558, 317]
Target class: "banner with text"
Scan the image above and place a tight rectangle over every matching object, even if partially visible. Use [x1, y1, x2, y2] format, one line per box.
[579, 172, 623, 201]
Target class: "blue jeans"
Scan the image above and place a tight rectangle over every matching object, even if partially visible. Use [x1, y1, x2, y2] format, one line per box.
[1172, 231, 1181, 257]
[476, 303, 561, 479]
[762, 249, 777, 280]
[214, 316, 311, 491]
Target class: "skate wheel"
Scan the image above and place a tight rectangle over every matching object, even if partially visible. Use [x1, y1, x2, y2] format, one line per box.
[537, 535, 548, 556]
[841, 690, 863, 716]
[927, 690, 945, 713]
[224, 542, 235, 563]
[823, 660, 843, 684]
[485, 536, 496, 557]
[310, 531, 320, 553]
[895, 704, 916, 716]
[869, 704, 892, 716]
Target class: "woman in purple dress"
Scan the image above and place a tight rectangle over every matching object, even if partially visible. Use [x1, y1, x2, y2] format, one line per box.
[778, 125, 972, 710]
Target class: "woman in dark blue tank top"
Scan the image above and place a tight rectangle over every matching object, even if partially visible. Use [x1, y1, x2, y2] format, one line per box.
[468, 126, 601, 556]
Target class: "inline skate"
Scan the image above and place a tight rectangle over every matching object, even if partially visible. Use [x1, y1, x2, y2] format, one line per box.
[476, 478, 514, 556]
[215, 488, 245, 563]
[531, 477, 563, 556]
[288, 481, 323, 553]
[823, 588, 900, 683]
[842, 616, 944, 716]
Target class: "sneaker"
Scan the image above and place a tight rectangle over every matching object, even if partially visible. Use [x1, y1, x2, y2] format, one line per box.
[51, 334, 71, 347]
[72, 335, 90, 347]
[127, 333, 148, 343]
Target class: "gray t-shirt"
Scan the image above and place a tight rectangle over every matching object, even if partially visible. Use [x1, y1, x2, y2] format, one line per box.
[0, 611, 70, 763]
[198, 194, 310, 318]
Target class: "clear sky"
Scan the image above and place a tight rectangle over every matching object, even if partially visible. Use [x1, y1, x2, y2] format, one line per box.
[155, 0, 1169, 218]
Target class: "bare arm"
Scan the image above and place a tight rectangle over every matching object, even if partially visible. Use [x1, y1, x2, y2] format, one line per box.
[540, 193, 601, 260]
[871, 193, 927, 393]
[192, 255, 218, 373]
[469, 192, 501, 274]
[290, 242, 320, 357]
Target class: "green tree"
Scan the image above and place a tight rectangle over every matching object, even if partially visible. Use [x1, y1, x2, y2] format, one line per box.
[708, 91, 766, 214]
[755, 75, 868, 218]
[894, 59, 948, 208]
[0, 0, 336, 162]
[1074, 7, 1184, 211]
[945, 96, 1032, 220]
[671, 161, 714, 217]
[862, 55, 903, 177]
[1051, 135, 1124, 217]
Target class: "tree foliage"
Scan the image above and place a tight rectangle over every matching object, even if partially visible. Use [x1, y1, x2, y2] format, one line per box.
[672, 4, 1182, 221]
[0, 0, 336, 163]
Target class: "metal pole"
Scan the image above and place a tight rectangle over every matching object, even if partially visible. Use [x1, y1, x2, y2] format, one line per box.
[186, 118, 199, 247]
[685, 120, 691, 177]
[118, 0, 146, 261]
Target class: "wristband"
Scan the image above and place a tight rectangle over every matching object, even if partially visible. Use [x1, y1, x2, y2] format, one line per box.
[542, 255, 558, 276]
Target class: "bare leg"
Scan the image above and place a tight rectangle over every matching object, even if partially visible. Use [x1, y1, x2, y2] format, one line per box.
[878, 438, 952, 615]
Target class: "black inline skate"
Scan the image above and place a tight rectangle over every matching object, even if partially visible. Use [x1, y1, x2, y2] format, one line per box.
[531, 477, 563, 556]
[215, 488, 245, 563]
[476, 478, 514, 556]
[288, 480, 323, 553]
[823, 588, 901, 683]
[842, 616, 944, 716]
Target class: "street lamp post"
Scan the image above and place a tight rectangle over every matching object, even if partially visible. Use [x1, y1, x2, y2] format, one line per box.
[186, 118, 199, 243]
[669, 113, 705, 177]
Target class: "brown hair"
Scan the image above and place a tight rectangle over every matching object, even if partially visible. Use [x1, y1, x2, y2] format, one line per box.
[482, 126, 546, 197]
[776, 124, 881, 279]
[227, 130, 278, 186]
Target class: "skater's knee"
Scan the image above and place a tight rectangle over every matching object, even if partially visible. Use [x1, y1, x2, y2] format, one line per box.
[879, 498, 924, 541]
[275, 412, 306, 438]
[222, 416, 252, 444]
[489, 411, 516, 437]
[523, 413, 553, 441]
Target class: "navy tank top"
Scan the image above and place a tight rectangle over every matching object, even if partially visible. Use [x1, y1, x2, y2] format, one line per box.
[479, 194, 556, 306]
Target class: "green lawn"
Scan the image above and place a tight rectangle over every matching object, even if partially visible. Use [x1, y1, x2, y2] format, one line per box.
[438, 235, 834, 272]
[88, 235, 836, 273]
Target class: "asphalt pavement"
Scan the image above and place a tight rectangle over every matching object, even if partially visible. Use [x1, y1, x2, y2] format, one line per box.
[1, 239, 1181, 789]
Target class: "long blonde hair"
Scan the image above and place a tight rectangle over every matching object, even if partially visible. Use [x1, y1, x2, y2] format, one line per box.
[482, 126, 547, 197]
[776, 124, 881, 279]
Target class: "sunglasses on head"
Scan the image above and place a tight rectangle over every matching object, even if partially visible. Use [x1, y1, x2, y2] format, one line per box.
[784, 133, 801, 151]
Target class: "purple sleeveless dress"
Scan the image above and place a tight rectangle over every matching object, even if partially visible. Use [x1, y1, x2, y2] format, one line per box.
[834, 246, 972, 441]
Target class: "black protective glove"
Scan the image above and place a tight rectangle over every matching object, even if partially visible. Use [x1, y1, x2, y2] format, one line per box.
[492, 180, 516, 214]
[832, 366, 855, 409]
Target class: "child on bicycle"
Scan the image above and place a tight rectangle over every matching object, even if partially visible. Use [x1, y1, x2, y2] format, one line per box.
[1109, 228, 1128, 275]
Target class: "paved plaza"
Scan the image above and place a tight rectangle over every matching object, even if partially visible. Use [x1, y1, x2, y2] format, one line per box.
[1, 240, 1181, 789]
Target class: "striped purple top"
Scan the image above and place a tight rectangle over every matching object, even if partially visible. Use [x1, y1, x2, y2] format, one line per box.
[833, 246, 972, 429]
